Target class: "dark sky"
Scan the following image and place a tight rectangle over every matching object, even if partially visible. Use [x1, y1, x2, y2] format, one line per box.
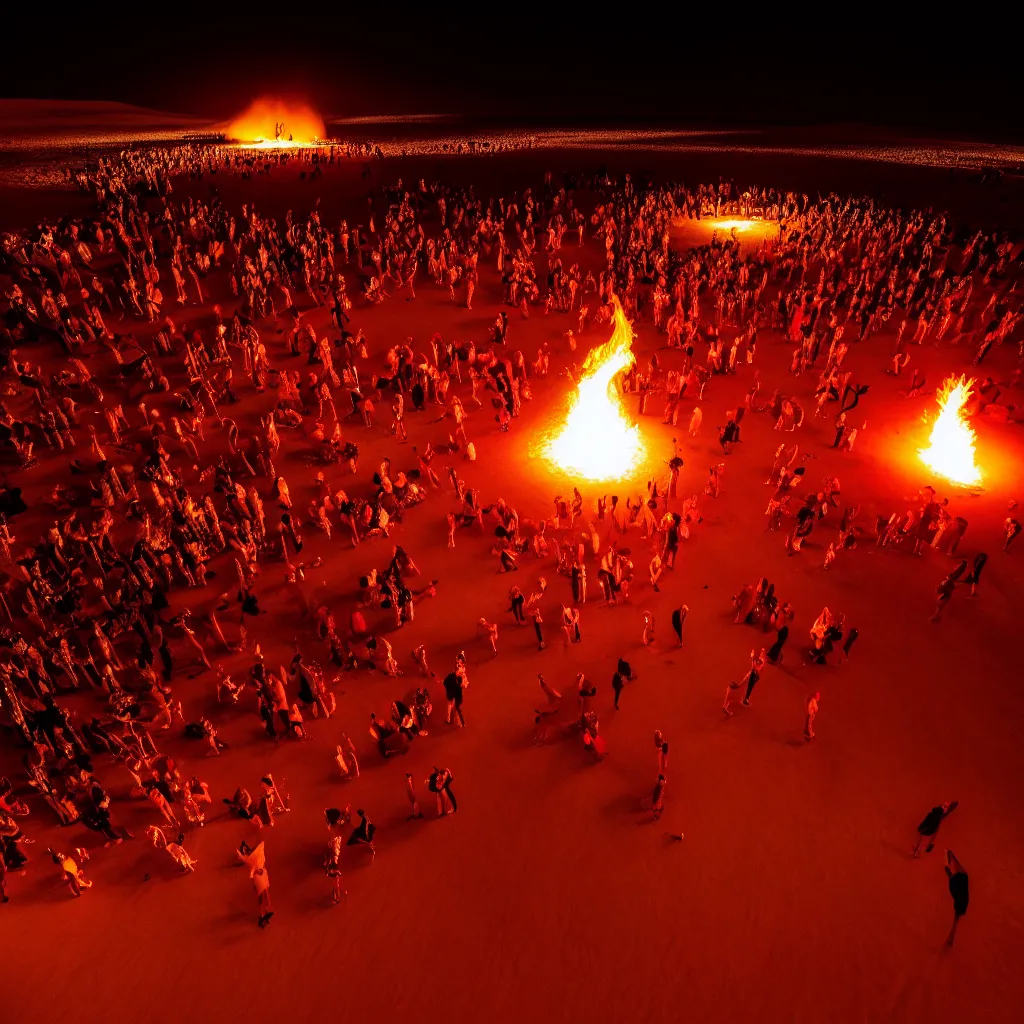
[1, 15, 1020, 140]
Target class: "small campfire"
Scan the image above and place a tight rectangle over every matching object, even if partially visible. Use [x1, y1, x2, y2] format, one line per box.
[918, 375, 982, 486]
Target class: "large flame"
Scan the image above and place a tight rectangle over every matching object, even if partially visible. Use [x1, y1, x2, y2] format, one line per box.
[544, 297, 644, 480]
[918, 375, 981, 486]
[226, 98, 325, 148]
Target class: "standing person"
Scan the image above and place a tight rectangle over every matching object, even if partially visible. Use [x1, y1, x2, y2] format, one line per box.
[689, 406, 702, 437]
[944, 850, 969, 947]
[241, 841, 273, 927]
[428, 769, 453, 816]
[838, 627, 859, 663]
[479, 618, 499, 656]
[766, 623, 789, 664]
[324, 835, 346, 904]
[913, 801, 958, 857]
[931, 560, 968, 622]
[650, 774, 667, 821]
[443, 671, 466, 728]
[405, 773, 423, 820]
[341, 733, 360, 778]
[441, 768, 457, 813]
[531, 604, 546, 650]
[611, 669, 625, 710]
[642, 610, 655, 646]
[509, 586, 526, 624]
[654, 730, 669, 774]
[1004, 517, 1022, 552]
[671, 605, 688, 647]
[723, 677, 743, 716]
[964, 552, 988, 596]
[804, 692, 820, 741]
[412, 644, 434, 677]
[649, 554, 664, 592]
[741, 649, 767, 706]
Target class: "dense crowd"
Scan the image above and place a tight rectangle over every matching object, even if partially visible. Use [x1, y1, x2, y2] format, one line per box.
[1, 137, 1020, 940]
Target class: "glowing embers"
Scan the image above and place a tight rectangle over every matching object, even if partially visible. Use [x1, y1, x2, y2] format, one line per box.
[226, 98, 325, 148]
[542, 297, 644, 481]
[918, 375, 982, 486]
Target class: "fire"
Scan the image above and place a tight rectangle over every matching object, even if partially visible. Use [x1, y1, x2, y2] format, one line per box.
[226, 98, 325, 148]
[918, 375, 981, 486]
[543, 296, 644, 480]
[712, 219, 754, 232]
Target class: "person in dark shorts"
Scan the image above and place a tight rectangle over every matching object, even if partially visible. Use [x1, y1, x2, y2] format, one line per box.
[944, 849, 969, 947]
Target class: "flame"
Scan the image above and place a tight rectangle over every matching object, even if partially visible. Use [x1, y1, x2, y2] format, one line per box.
[918, 375, 981, 486]
[712, 219, 754, 232]
[226, 98, 325, 148]
[543, 297, 644, 480]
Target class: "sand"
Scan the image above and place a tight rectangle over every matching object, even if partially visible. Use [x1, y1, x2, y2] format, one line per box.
[1, 124, 1023, 1024]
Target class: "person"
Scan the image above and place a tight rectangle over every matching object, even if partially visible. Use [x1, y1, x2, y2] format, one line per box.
[931, 560, 968, 621]
[611, 670, 625, 711]
[722, 678, 742, 716]
[671, 605, 688, 647]
[642, 610, 655, 646]
[944, 849, 969, 947]
[347, 809, 376, 858]
[649, 554, 663, 592]
[838, 627, 859, 663]
[688, 406, 702, 437]
[405, 773, 423, 819]
[1005, 517, 1022, 552]
[443, 671, 466, 728]
[964, 552, 988, 596]
[240, 841, 273, 927]
[428, 768, 454, 816]
[479, 617, 499, 656]
[531, 605, 545, 650]
[654, 730, 669, 774]
[804, 692, 820, 741]
[650, 774, 666, 821]
[536, 675, 561, 714]
[441, 768, 457, 813]
[913, 801, 957, 857]
[48, 848, 92, 897]
[741, 649, 766, 706]
[324, 834, 346, 904]
[147, 827, 196, 873]
[766, 624, 789, 664]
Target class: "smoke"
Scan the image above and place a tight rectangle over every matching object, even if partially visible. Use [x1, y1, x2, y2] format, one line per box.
[225, 97, 325, 143]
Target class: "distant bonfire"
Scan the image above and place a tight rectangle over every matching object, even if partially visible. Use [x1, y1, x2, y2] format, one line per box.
[226, 98, 325, 148]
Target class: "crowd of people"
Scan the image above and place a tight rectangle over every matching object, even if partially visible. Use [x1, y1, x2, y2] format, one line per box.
[1, 136, 1020, 944]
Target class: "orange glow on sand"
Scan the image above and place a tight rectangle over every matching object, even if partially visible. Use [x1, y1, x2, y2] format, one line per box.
[918, 375, 982, 486]
[542, 297, 645, 481]
[226, 98, 325, 148]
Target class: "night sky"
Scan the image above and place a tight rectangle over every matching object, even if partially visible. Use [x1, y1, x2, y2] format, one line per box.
[1, 15, 1020, 140]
